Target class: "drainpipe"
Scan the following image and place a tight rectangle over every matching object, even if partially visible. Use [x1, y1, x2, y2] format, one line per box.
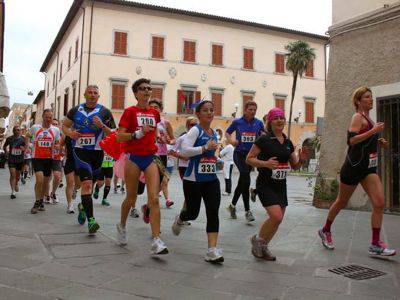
[86, 0, 94, 87]
[78, 5, 86, 104]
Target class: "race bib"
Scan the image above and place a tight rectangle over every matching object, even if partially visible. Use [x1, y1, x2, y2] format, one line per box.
[271, 163, 291, 180]
[38, 140, 52, 148]
[11, 148, 22, 156]
[241, 132, 256, 143]
[104, 155, 113, 162]
[137, 116, 156, 127]
[368, 152, 378, 168]
[77, 133, 95, 146]
[198, 157, 217, 174]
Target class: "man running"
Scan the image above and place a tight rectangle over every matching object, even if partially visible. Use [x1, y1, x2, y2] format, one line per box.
[3, 126, 25, 199]
[62, 85, 115, 234]
[93, 152, 114, 206]
[27, 109, 61, 213]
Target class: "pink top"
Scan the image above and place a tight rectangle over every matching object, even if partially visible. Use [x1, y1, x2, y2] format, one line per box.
[156, 119, 168, 156]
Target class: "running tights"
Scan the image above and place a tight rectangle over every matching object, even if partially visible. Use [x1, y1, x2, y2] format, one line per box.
[231, 151, 251, 211]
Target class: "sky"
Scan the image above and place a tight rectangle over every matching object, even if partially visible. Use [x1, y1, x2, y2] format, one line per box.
[4, 0, 331, 106]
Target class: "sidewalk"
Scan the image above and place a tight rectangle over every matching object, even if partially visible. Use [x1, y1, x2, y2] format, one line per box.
[0, 168, 398, 299]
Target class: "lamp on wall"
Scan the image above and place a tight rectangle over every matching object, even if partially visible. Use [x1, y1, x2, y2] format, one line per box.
[231, 102, 239, 118]
[294, 109, 302, 123]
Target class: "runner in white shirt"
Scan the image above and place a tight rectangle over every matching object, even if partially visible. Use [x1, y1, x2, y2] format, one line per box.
[220, 143, 234, 196]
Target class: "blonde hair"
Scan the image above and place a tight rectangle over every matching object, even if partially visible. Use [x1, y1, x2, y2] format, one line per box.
[351, 86, 372, 110]
[185, 116, 198, 130]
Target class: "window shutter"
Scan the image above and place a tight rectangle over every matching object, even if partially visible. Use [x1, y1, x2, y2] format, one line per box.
[63, 93, 69, 116]
[212, 93, 222, 116]
[114, 32, 127, 55]
[242, 94, 254, 112]
[184, 41, 196, 62]
[111, 83, 125, 110]
[305, 102, 314, 123]
[243, 48, 253, 69]
[68, 48, 71, 68]
[152, 37, 164, 59]
[59, 63, 63, 80]
[152, 87, 163, 101]
[275, 98, 285, 113]
[305, 60, 314, 77]
[212, 44, 223, 66]
[177, 90, 185, 114]
[75, 38, 79, 60]
[275, 54, 285, 73]
[195, 91, 201, 102]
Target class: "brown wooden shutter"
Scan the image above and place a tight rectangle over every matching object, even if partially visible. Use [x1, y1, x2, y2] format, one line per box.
[305, 102, 314, 123]
[114, 32, 127, 55]
[212, 44, 223, 66]
[275, 54, 285, 73]
[243, 48, 254, 69]
[75, 38, 79, 60]
[152, 36, 164, 59]
[152, 87, 163, 101]
[177, 89, 184, 114]
[195, 91, 201, 102]
[63, 92, 69, 116]
[111, 83, 125, 110]
[59, 63, 63, 80]
[212, 93, 222, 116]
[275, 98, 285, 113]
[305, 60, 314, 77]
[184, 41, 196, 62]
[242, 94, 254, 112]
[68, 48, 71, 68]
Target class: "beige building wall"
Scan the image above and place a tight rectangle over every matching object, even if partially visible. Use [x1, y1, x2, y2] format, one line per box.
[42, 1, 326, 146]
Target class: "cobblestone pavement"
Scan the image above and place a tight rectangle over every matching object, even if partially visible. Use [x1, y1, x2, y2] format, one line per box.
[0, 168, 399, 299]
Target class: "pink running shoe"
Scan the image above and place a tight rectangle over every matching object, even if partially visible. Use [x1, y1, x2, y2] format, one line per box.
[166, 199, 174, 208]
[318, 229, 334, 250]
[141, 204, 150, 224]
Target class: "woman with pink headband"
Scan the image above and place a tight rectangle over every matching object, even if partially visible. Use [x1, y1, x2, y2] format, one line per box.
[245, 107, 310, 260]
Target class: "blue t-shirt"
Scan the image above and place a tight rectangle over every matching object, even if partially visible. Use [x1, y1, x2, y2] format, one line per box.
[226, 117, 264, 153]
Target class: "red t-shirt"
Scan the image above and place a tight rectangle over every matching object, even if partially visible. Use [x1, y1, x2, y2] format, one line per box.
[118, 106, 161, 156]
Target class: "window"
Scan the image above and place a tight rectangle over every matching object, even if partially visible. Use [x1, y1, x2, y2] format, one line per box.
[72, 83, 76, 107]
[177, 90, 201, 114]
[111, 83, 126, 110]
[275, 53, 285, 73]
[243, 48, 254, 70]
[151, 86, 164, 101]
[275, 98, 285, 113]
[114, 31, 127, 55]
[305, 101, 315, 123]
[59, 62, 63, 80]
[75, 38, 79, 60]
[211, 92, 222, 116]
[242, 94, 254, 113]
[52, 73, 56, 89]
[68, 47, 72, 69]
[47, 81, 49, 97]
[56, 96, 61, 120]
[305, 60, 314, 77]
[63, 90, 69, 117]
[211, 44, 223, 66]
[152, 36, 164, 59]
[183, 40, 196, 62]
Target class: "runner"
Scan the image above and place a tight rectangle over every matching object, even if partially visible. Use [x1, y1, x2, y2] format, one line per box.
[225, 101, 264, 222]
[63, 135, 78, 214]
[3, 126, 25, 199]
[149, 99, 175, 208]
[93, 152, 114, 206]
[62, 85, 115, 234]
[171, 100, 224, 263]
[22, 141, 33, 183]
[318, 87, 396, 257]
[220, 141, 234, 196]
[246, 107, 309, 260]
[115, 78, 168, 255]
[49, 118, 63, 204]
[26, 109, 61, 213]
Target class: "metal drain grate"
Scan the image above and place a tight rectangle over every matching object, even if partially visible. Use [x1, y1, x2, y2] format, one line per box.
[329, 265, 386, 280]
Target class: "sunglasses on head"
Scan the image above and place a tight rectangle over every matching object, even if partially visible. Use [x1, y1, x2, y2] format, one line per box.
[138, 86, 152, 91]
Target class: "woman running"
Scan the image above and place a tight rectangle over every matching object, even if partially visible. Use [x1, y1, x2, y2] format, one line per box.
[318, 87, 396, 257]
[246, 107, 308, 260]
[171, 100, 223, 263]
[220, 141, 234, 196]
[116, 78, 168, 255]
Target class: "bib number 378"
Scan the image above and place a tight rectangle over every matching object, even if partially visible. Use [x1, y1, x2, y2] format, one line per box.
[271, 163, 291, 180]
[198, 157, 217, 174]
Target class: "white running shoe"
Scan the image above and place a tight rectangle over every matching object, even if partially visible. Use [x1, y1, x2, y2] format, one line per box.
[205, 247, 224, 263]
[116, 223, 127, 246]
[171, 215, 184, 236]
[151, 237, 169, 255]
[245, 210, 255, 222]
[51, 194, 59, 204]
[368, 243, 396, 257]
[67, 203, 75, 214]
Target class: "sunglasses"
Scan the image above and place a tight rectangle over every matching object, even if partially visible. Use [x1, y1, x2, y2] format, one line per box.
[138, 86, 152, 91]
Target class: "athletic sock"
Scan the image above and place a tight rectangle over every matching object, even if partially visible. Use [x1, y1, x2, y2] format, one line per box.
[103, 186, 110, 200]
[81, 194, 94, 220]
[372, 228, 381, 246]
[323, 219, 333, 233]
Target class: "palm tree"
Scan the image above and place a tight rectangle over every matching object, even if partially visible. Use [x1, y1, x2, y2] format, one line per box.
[285, 40, 316, 139]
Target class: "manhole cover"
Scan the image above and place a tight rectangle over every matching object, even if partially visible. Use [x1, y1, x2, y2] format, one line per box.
[329, 264, 386, 280]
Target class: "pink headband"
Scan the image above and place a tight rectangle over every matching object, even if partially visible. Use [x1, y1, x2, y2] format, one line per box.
[267, 108, 285, 122]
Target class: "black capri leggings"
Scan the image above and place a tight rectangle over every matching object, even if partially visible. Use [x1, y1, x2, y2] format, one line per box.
[180, 179, 221, 233]
[231, 151, 251, 211]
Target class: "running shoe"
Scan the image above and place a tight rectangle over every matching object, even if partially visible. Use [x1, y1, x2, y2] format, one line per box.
[318, 229, 335, 250]
[38, 200, 46, 211]
[67, 203, 75, 214]
[226, 204, 237, 219]
[101, 199, 110, 206]
[77, 203, 86, 225]
[261, 245, 276, 261]
[141, 204, 150, 224]
[250, 188, 257, 202]
[15, 184, 19, 192]
[113, 187, 118, 194]
[171, 215, 184, 236]
[150, 237, 169, 255]
[31, 201, 40, 214]
[88, 217, 100, 235]
[165, 199, 174, 208]
[21, 178, 26, 185]
[59, 182, 64, 188]
[116, 223, 127, 246]
[120, 187, 125, 194]
[93, 186, 99, 199]
[368, 243, 396, 257]
[205, 247, 224, 263]
[250, 234, 276, 260]
[10, 192, 16, 200]
[51, 194, 59, 204]
[44, 195, 51, 204]
[245, 210, 255, 222]
[130, 208, 139, 218]
[221, 192, 231, 196]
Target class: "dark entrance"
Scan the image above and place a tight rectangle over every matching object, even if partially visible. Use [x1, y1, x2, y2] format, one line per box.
[377, 95, 400, 211]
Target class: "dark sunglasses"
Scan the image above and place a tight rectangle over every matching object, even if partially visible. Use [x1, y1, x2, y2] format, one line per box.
[138, 86, 152, 91]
